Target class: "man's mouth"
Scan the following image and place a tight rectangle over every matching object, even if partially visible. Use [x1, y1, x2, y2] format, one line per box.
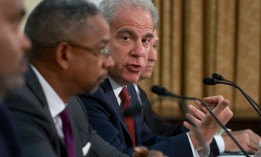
[126, 64, 143, 73]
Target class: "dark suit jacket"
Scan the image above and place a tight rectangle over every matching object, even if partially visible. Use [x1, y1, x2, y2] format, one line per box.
[79, 79, 194, 157]
[140, 86, 188, 136]
[0, 102, 23, 157]
[139, 85, 220, 157]
[4, 68, 128, 157]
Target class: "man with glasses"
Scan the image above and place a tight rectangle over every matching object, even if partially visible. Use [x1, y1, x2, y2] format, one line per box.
[4, 1, 166, 157]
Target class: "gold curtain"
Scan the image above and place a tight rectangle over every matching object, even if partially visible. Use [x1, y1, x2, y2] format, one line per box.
[139, 0, 261, 119]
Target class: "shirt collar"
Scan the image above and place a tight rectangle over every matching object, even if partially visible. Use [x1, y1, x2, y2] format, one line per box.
[31, 65, 66, 118]
[108, 76, 123, 96]
[133, 83, 141, 104]
[108, 76, 127, 106]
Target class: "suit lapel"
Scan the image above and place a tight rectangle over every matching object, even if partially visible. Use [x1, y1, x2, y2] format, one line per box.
[25, 67, 67, 155]
[101, 79, 144, 145]
[100, 79, 130, 134]
[68, 97, 88, 157]
[25, 67, 48, 108]
[25, 67, 56, 129]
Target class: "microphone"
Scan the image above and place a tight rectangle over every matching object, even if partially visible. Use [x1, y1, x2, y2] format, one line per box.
[203, 77, 261, 117]
[212, 73, 259, 109]
[151, 85, 250, 157]
[212, 73, 227, 82]
[151, 85, 198, 101]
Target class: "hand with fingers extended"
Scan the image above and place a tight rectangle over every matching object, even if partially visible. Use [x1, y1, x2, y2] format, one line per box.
[185, 95, 233, 151]
[223, 129, 261, 154]
[132, 146, 168, 157]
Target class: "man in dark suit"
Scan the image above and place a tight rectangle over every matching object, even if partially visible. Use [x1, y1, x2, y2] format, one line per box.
[0, 0, 31, 156]
[136, 30, 261, 156]
[4, 1, 167, 157]
[79, 0, 234, 156]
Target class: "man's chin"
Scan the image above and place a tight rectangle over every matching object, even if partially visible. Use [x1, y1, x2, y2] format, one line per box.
[139, 72, 152, 81]
[0, 74, 25, 94]
[125, 75, 140, 84]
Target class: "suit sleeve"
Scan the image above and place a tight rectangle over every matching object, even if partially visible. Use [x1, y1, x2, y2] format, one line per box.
[5, 93, 62, 157]
[0, 104, 23, 157]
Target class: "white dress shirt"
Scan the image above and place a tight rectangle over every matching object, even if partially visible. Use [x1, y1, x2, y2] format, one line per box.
[31, 65, 66, 143]
[108, 76, 126, 107]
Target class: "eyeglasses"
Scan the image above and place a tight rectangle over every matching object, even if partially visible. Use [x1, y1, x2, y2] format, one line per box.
[66, 41, 111, 58]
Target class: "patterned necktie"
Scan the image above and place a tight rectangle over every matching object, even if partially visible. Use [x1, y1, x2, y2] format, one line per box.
[119, 87, 136, 146]
[60, 108, 76, 157]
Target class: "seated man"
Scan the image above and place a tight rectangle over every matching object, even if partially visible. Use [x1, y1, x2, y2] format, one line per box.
[79, 0, 233, 156]
[136, 30, 261, 156]
[4, 1, 165, 157]
[0, 0, 31, 156]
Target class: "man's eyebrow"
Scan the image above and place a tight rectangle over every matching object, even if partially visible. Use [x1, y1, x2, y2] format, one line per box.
[117, 29, 135, 35]
[144, 33, 154, 39]
[117, 29, 154, 39]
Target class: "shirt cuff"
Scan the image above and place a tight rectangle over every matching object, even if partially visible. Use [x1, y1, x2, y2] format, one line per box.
[186, 133, 200, 157]
[214, 135, 225, 153]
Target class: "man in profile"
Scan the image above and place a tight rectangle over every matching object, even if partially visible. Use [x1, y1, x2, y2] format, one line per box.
[0, 0, 31, 156]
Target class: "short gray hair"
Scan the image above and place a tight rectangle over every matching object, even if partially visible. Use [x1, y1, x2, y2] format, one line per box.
[25, 0, 99, 56]
[99, 0, 159, 29]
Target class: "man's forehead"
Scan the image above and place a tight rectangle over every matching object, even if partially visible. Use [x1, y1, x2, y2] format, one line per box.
[111, 7, 154, 30]
[0, 0, 24, 17]
[0, 0, 22, 8]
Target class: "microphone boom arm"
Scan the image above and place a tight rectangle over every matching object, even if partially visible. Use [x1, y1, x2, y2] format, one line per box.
[204, 77, 261, 117]
[212, 73, 261, 114]
[199, 99, 250, 157]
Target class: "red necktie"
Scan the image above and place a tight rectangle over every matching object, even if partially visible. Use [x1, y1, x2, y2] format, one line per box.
[119, 87, 136, 147]
[60, 108, 76, 157]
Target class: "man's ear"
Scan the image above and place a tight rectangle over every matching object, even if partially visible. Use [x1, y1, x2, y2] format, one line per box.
[54, 42, 71, 70]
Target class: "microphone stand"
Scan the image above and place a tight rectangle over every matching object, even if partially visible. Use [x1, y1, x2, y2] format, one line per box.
[160, 96, 210, 157]
[179, 99, 210, 157]
[212, 73, 260, 112]
[151, 85, 250, 157]
[203, 77, 261, 117]
[199, 99, 249, 157]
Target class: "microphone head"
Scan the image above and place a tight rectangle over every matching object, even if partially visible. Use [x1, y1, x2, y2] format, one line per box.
[151, 85, 167, 96]
[212, 73, 225, 81]
[203, 77, 218, 85]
